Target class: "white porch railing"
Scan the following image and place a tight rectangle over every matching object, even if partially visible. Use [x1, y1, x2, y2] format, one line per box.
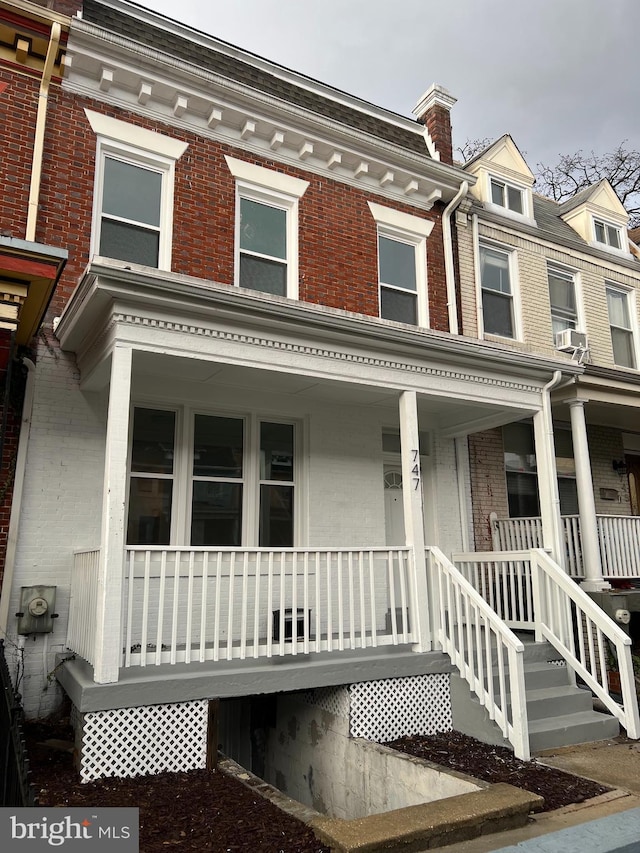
[119, 546, 418, 667]
[490, 513, 640, 579]
[428, 546, 530, 761]
[454, 548, 640, 739]
[67, 549, 100, 667]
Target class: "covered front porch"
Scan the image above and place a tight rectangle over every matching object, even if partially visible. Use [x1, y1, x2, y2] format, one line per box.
[56, 260, 580, 702]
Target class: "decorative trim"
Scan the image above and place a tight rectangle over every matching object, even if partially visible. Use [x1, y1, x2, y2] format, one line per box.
[224, 155, 309, 198]
[110, 311, 540, 393]
[368, 202, 434, 237]
[84, 108, 189, 159]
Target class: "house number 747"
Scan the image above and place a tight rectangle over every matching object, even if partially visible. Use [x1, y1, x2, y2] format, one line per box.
[412, 449, 420, 491]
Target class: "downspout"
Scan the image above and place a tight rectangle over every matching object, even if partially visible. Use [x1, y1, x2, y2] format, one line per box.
[0, 358, 36, 636]
[541, 369, 564, 565]
[25, 22, 61, 242]
[442, 180, 468, 335]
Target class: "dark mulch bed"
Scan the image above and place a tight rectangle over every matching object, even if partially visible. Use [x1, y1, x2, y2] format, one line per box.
[24, 720, 612, 852]
[384, 731, 611, 812]
[25, 720, 329, 853]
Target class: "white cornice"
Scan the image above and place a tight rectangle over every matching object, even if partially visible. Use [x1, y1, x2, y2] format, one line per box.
[64, 23, 470, 209]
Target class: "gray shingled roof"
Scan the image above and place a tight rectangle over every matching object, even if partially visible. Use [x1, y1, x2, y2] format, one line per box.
[82, 0, 429, 156]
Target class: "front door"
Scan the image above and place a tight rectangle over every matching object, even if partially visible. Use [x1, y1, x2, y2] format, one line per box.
[384, 465, 405, 546]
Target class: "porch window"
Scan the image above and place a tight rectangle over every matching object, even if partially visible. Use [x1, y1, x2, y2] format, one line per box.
[191, 415, 244, 546]
[480, 245, 515, 338]
[503, 422, 577, 517]
[127, 408, 176, 545]
[259, 422, 294, 546]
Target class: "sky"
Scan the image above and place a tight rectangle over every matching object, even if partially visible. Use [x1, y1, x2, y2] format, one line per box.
[138, 0, 639, 172]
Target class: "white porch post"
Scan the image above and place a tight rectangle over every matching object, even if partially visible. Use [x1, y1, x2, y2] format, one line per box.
[94, 344, 133, 683]
[568, 399, 609, 591]
[399, 390, 430, 652]
[532, 409, 564, 566]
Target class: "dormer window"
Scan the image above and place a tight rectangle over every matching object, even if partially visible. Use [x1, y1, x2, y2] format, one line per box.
[594, 219, 622, 249]
[490, 178, 524, 214]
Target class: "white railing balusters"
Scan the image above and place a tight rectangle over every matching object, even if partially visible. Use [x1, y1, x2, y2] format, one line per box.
[428, 546, 529, 760]
[125, 550, 135, 668]
[67, 550, 101, 667]
[253, 553, 262, 660]
[170, 552, 180, 665]
[140, 551, 151, 667]
[185, 552, 194, 665]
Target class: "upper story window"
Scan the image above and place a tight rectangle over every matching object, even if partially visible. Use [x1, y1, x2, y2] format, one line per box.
[594, 218, 622, 250]
[85, 110, 188, 271]
[225, 156, 309, 299]
[367, 202, 433, 327]
[548, 264, 578, 339]
[480, 244, 517, 338]
[607, 285, 637, 368]
[490, 178, 524, 214]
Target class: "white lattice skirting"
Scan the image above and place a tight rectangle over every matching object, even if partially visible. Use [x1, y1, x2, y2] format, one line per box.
[350, 673, 452, 741]
[77, 700, 209, 782]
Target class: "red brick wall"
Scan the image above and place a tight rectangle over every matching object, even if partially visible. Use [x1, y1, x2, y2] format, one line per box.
[422, 104, 453, 166]
[468, 428, 509, 551]
[31, 91, 451, 329]
[0, 69, 39, 239]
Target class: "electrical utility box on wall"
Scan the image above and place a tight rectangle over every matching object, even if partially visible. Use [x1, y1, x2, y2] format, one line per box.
[16, 585, 57, 634]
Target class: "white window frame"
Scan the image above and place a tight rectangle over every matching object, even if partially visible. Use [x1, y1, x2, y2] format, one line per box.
[128, 402, 302, 547]
[367, 202, 433, 328]
[606, 283, 639, 369]
[85, 110, 188, 271]
[489, 176, 524, 215]
[593, 217, 623, 251]
[477, 241, 522, 340]
[225, 156, 309, 300]
[547, 262, 584, 342]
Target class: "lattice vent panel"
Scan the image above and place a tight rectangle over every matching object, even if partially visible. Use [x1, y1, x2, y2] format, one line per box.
[299, 686, 350, 718]
[80, 700, 208, 782]
[350, 673, 451, 741]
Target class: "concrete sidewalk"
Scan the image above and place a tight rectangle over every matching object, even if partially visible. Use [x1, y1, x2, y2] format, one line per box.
[437, 738, 640, 853]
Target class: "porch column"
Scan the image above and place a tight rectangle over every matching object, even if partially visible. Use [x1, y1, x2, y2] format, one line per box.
[399, 391, 430, 652]
[568, 399, 609, 591]
[532, 408, 564, 567]
[94, 344, 133, 683]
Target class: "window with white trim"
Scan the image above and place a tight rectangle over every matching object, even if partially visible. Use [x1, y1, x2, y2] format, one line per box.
[594, 218, 622, 249]
[85, 110, 188, 271]
[490, 178, 524, 214]
[480, 244, 516, 338]
[127, 406, 297, 547]
[225, 156, 309, 299]
[607, 285, 637, 368]
[548, 263, 578, 339]
[503, 422, 577, 518]
[367, 201, 432, 327]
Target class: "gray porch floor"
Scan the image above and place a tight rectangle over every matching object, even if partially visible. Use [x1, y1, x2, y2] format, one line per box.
[57, 645, 454, 713]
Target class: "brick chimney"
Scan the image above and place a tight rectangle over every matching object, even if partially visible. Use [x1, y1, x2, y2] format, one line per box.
[412, 84, 456, 165]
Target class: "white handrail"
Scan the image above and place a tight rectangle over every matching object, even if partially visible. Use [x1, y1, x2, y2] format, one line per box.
[530, 548, 640, 738]
[428, 546, 530, 761]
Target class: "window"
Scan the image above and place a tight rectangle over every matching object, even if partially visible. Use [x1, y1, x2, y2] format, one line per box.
[378, 234, 419, 324]
[503, 422, 577, 517]
[594, 219, 622, 249]
[127, 407, 297, 547]
[99, 155, 164, 267]
[367, 202, 433, 327]
[548, 264, 578, 339]
[480, 245, 515, 337]
[225, 156, 309, 299]
[85, 110, 188, 270]
[607, 286, 636, 368]
[490, 178, 524, 214]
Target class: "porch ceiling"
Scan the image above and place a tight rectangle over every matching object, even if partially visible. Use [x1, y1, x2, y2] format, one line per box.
[130, 350, 531, 436]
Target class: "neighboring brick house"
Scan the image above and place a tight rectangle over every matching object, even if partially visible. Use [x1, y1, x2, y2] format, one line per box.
[0, 0, 635, 786]
[458, 135, 640, 596]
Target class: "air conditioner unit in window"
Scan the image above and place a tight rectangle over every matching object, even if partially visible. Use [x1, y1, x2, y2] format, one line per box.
[556, 329, 588, 353]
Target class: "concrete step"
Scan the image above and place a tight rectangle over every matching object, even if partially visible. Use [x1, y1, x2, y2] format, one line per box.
[529, 710, 620, 752]
[524, 685, 593, 721]
[491, 661, 570, 693]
